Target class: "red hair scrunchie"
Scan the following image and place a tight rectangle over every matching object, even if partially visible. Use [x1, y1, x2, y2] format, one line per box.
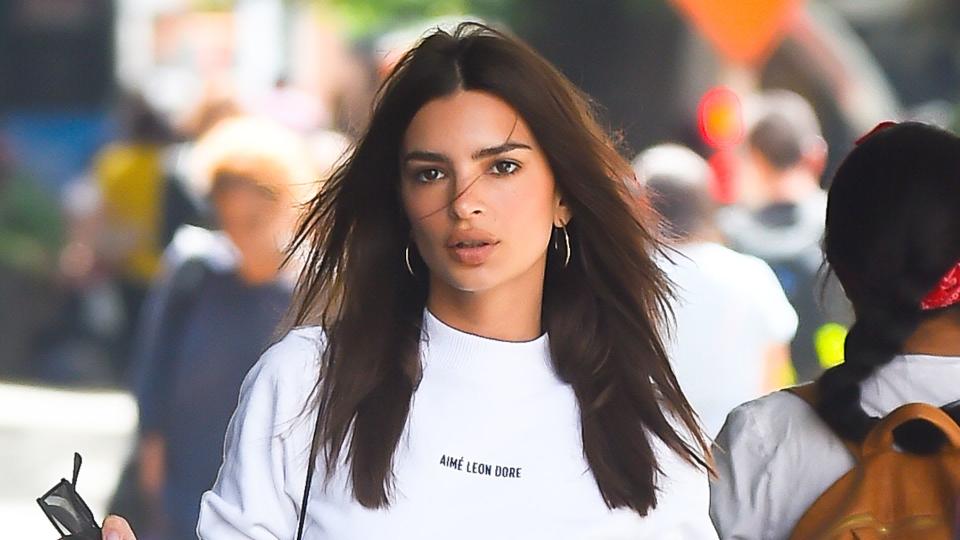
[855, 121, 898, 146]
[921, 262, 960, 311]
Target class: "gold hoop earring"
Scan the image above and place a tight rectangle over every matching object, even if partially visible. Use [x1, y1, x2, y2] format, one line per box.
[554, 224, 571, 268]
[404, 243, 415, 276]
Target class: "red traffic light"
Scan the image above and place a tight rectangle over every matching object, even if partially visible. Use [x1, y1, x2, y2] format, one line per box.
[697, 86, 744, 150]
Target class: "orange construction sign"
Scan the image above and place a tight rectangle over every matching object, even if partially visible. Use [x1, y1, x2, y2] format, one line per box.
[671, 0, 804, 65]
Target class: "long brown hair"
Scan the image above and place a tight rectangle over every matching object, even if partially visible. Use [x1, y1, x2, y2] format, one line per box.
[285, 22, 709, 514]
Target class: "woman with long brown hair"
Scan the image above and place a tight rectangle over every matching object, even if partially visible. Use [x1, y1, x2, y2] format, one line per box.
[104, 22, 713, 540]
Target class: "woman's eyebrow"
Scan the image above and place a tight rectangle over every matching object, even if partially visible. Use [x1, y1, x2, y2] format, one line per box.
[402, 141, 532, 165]
[402, 150, 450, 165]
[471, 141, 531, 160]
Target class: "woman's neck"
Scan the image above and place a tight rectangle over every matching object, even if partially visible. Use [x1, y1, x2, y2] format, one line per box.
[426, 281, 544, 343]
[902, 311, 960, 357]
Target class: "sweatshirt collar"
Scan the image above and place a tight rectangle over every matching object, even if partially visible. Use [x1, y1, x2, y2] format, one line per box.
[419, 309, 558, 386]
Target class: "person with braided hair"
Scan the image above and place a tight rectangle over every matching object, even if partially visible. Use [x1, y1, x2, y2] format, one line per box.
[710, 121, 960, 539]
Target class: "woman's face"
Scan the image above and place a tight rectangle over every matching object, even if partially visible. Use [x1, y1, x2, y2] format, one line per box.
[400, 90, 570, 299]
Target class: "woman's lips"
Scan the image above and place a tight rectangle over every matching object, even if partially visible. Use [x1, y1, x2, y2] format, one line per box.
[447, 242, 498, 265]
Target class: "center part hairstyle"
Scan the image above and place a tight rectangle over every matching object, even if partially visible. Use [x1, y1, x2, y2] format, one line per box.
[816, 122, 960, 442]
[285, 22, 709, 512]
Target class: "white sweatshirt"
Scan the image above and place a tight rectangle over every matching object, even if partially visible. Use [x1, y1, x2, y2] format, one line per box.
[198, 310, 716, 539]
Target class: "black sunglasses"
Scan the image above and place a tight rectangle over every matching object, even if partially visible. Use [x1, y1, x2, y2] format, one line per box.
[36, 453, 101, 540]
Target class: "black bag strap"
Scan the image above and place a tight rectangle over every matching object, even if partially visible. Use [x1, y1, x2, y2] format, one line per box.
[296, 410, 323, 540]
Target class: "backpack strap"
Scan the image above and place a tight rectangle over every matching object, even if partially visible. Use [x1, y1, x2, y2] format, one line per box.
[863, 402, 960, 457]
[785, 383, 863, 460]
[942, 398, 960, 425]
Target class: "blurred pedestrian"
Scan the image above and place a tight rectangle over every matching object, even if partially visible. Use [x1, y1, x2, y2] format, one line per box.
[634, 144, 797, 437]
[129, 115, 315, 540]
[90, 92, 179, 375]
[720, 89, 849, 382]
[711, 122, 960, 538]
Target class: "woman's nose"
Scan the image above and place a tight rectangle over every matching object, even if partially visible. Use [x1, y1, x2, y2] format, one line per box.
[448, 173, 486, 219]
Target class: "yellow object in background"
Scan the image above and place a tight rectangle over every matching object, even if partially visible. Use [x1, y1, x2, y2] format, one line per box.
[94, 143, 164, 284]
[816, 322, 848, 369]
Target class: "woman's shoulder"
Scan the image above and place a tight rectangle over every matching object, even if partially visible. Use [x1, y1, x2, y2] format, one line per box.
[712, 391, 859, 539]
[718, 388, 832, 457]
[715, 387, 856, 495]
[264, 325, 325, 364]
[245, 326, 325, 397]
[273, 325, 326, 353]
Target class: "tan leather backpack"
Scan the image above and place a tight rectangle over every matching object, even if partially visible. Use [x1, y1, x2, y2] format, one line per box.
[787, 385, 960, 539]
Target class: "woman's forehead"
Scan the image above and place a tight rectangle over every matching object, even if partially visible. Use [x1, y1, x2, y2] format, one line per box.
[402, 90, 539, 154]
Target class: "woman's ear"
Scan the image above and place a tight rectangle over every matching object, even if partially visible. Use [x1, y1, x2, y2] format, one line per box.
[554, 193, 572, 227]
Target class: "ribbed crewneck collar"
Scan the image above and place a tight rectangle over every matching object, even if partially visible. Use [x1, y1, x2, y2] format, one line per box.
[419, 309, 558, 386]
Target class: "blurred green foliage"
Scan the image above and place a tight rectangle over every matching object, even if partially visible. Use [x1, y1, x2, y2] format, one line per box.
[190, 0, 236, 12]
[328, 0, 468, 34]
[186, 0, 514, 35]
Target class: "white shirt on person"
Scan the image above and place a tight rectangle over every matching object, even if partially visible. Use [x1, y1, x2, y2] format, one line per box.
[660, 242, 797, 437]
[197, 310, 717, 539]
[710, 353, 960, 539]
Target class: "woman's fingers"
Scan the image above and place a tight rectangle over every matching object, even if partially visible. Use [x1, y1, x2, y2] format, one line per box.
[101, 514, 136, 540]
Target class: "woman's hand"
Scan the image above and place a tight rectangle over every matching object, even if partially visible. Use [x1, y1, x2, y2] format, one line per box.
[101, 515, 136, 540]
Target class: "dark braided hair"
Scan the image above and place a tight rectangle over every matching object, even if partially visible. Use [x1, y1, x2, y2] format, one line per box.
[816, 122, 960, 443]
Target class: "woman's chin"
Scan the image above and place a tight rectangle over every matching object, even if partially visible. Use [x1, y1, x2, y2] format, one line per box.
[431, 269, 503, 295]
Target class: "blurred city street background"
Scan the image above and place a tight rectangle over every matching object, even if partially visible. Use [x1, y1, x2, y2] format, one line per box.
[3, 0, 960, 537]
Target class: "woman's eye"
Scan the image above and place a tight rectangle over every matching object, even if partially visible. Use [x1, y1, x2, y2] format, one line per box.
[491, 160, 520, 176]
[415, 168, 446, 183]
